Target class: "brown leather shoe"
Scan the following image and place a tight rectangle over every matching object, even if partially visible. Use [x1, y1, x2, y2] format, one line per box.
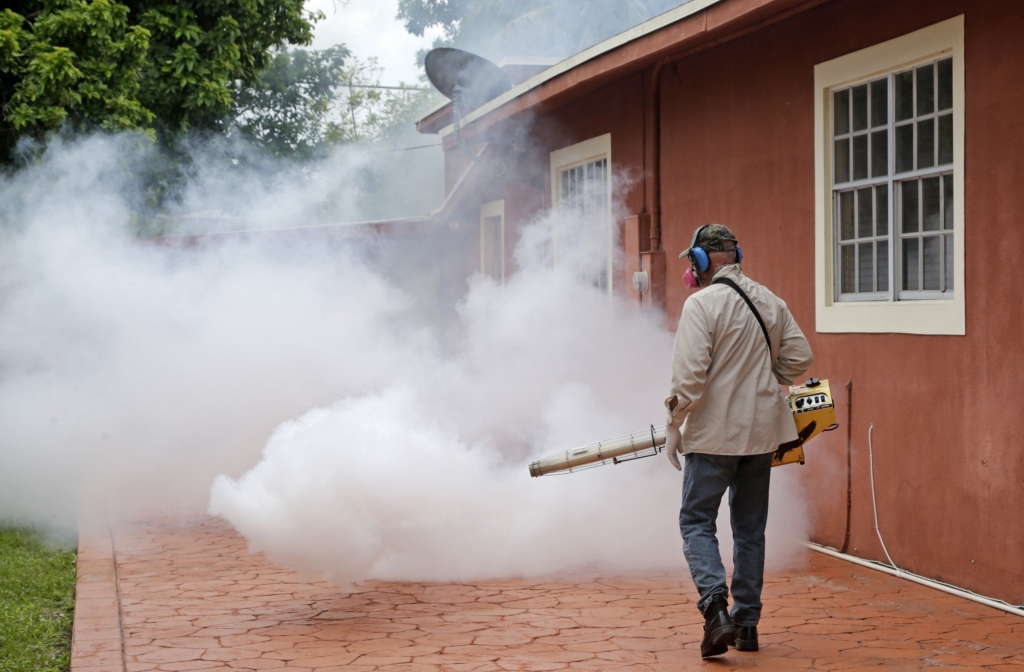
[700, 597, 737, 658]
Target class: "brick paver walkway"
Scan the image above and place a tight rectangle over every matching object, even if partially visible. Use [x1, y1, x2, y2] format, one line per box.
[70, 516, 1024, 671]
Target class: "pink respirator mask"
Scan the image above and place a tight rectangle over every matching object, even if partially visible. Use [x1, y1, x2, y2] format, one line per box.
[683, 267, 700, 289]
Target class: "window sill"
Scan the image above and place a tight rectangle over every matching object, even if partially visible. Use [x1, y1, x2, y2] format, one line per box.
[816, 296, 964, 335]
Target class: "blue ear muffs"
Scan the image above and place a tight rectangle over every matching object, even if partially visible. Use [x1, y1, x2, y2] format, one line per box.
[682, 224, 711, 271]
[735, 245, 743, 264]
[691, 247, 711, 272]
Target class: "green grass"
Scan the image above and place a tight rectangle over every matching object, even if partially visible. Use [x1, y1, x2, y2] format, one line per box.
[0, 527, 77, 672]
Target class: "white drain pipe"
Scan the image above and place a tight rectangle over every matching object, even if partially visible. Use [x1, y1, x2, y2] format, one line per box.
[803, 542, 1024, 618]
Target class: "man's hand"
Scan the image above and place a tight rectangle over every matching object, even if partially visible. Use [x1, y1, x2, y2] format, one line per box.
[666, 425, 682, 471]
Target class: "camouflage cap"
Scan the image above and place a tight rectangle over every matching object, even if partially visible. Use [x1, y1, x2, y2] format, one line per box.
[679, 222, 739, 258]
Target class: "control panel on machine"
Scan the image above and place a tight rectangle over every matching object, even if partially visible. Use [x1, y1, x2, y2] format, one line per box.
[794, 393, 830, 410]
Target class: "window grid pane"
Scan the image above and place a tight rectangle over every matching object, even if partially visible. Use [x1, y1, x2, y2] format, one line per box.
[857, 188, 873, 238]
[944, 234, 953, 291]
[852, 84, 868, 131]
[853, 134, 869, 180]
[923, 236, 941, 290]
[875, 185, 888, 236]
[896, 172, 953, 296]
[839, 191, 854, 240]
[877, 240, 889, 292]
[922, 176, 941, 231]
[858, 242, 874, 293]
[938, 114, 953, 165]
[895, 70, 914, 121]
[831, 56, 954, 302]
[902, 180, 919, 233]
[894, 58, 953, 175]
[834, 89, 850, 134]
[834, 185, 887, 298]
[870, 79, 887, 127]
[895, 123, 913, 173]
[831, 75, 889, 299]
[841, 245, 855, 294]
[871, 130, 888, 177]
[943, 175, 953, 230]
[917, 118, 935, 169]
[916, 63, 935, 116]
[903, 238, 919, 291]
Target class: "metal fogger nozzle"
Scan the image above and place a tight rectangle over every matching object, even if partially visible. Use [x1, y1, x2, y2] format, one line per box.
[528, 425, 668, 477]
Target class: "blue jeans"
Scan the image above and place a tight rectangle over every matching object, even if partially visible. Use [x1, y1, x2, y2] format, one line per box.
[679, 451, 773, 627]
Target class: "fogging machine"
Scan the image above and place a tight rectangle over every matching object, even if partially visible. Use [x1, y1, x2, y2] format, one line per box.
[529, 378, 837, 477]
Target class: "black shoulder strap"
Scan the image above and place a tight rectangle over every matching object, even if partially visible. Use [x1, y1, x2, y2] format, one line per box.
[712, 277, 771, 354]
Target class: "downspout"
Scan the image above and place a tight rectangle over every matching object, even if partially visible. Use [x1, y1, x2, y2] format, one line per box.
[644, 57, 671, 253]
[633, 56, 679, 314]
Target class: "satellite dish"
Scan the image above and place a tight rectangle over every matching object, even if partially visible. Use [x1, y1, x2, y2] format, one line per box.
[424, 48, 513, 111]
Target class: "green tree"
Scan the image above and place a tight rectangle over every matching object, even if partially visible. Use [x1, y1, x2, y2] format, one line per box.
[0, 0, 152, 160]
[130, 0, 319, 134]
[232, 48, 433, 157]
[0, 0, 320, 163]
[231, 45, 350, 158]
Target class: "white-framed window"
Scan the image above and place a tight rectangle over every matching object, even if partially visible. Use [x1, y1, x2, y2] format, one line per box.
[480, 200, 504, 282]
[550, 134, 613, 293]
[833, 57, 954, 301]
[814, 16, 964, 334]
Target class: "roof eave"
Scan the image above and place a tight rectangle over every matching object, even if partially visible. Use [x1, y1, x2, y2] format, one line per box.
[437, 0, 828, 138]
[415, 98, 453, 134]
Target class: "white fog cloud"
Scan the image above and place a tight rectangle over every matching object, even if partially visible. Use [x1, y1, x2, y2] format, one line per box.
[0, 133, 809, 584]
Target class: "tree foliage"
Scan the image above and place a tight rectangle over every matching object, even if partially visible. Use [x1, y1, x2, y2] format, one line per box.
[0, 0, 320, 162]
[232, 47, 433, 158]
[0, 1, 152, 158]
[232, 45, 351, 158]
[131, 0, 318, 133]
[397, 0, 470, 44]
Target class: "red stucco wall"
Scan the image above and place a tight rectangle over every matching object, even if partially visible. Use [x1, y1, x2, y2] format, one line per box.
[656, 0, 1024, 603]
[476, 0, 1024, 602]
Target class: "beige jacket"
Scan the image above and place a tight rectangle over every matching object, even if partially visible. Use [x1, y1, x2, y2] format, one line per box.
[665, 264, 813, 456]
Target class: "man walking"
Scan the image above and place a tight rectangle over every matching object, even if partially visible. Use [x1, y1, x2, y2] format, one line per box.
[664, 223, 813, 658]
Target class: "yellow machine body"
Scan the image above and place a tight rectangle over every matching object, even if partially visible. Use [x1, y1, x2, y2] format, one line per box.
[771, 378, 836, 467]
